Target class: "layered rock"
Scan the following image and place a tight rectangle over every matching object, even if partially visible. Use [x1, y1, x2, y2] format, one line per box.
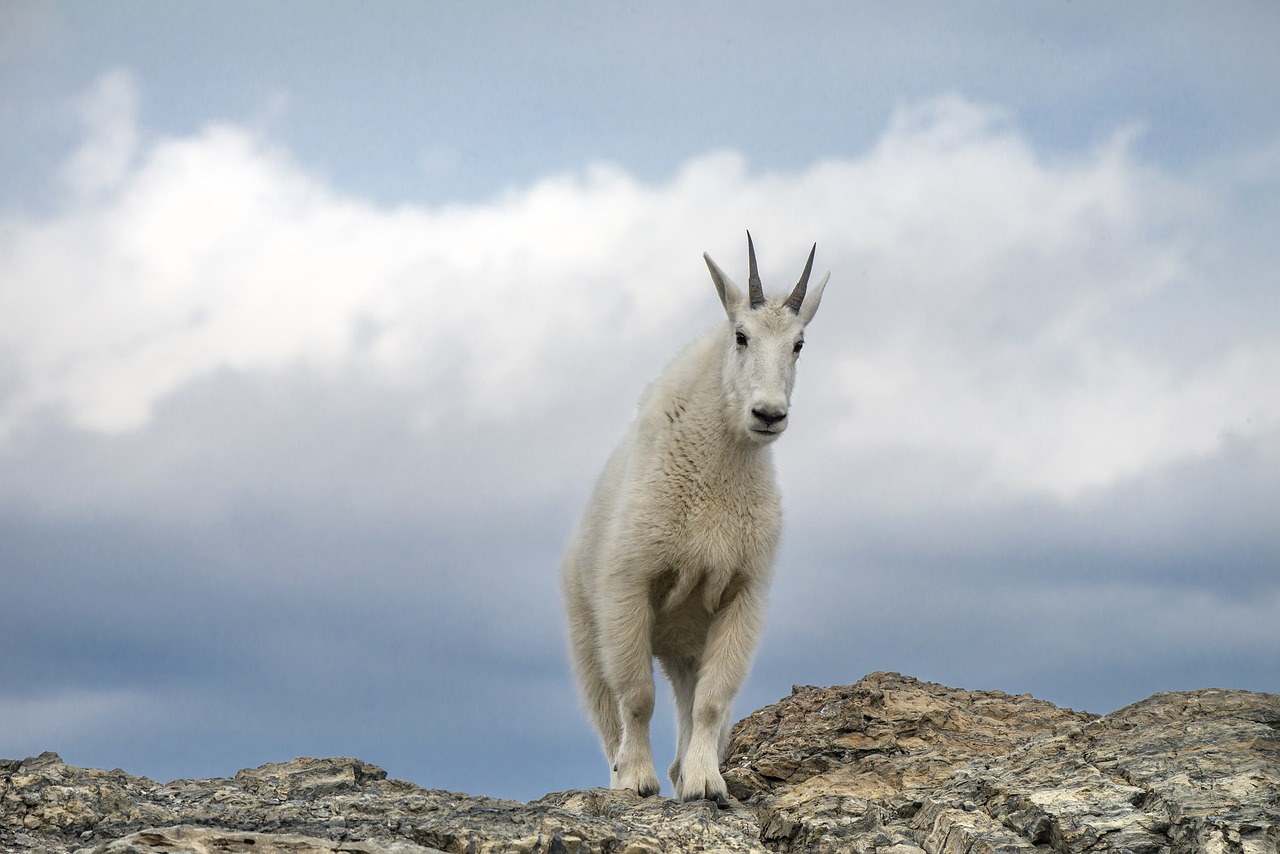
[3, 672, 1277, 853]
[725, 672, 1280, 852]
[0, 752, 763, 853]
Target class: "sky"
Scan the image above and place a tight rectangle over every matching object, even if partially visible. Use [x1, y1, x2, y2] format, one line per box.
[1, 2, 1278, 803]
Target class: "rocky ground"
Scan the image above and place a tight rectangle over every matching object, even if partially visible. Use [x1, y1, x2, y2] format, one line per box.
[3, 672, 1277, 853]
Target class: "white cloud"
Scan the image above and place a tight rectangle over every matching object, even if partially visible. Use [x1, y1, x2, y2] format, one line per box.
[2, 75, 1277, 504]
[61, 69, 141, 197]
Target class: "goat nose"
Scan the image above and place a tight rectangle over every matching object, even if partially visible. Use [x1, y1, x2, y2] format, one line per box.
[752, 407, 787, 426]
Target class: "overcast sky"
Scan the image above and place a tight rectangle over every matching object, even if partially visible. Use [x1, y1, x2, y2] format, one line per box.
[2, 2, 1278, 802]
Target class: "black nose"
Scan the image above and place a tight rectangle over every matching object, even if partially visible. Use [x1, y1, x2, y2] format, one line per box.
[752, 407, 787, 426]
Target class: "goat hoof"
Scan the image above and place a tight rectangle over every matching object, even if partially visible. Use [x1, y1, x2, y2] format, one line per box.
[680, 789, 730, 809]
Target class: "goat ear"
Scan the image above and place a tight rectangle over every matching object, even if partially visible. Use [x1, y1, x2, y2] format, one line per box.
[704, 253, 744, 315]
[797, 271, 829, 326]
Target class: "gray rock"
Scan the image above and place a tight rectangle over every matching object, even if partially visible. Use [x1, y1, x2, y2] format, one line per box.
[725, 673, 1279, 853]
[84, 825, 447, 854]
[0, 753, 765, 853]
[4, 673, 1277, 853]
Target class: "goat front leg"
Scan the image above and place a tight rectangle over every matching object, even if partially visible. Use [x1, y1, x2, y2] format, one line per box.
[599, 581, 661, 797]
[676, 587, 764, 807]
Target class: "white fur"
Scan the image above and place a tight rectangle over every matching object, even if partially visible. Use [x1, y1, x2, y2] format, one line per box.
[562, 236, 828, 804]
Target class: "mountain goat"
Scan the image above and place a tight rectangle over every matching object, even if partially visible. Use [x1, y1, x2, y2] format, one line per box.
[562, 232, 829, 806]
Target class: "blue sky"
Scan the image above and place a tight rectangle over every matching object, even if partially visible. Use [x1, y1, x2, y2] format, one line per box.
[2, 2, 1278, 802]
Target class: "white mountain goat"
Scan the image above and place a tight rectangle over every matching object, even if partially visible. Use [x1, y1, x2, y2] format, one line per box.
[562, 232, 829, 806]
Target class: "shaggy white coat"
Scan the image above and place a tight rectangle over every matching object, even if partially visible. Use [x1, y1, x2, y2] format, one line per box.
[562, 238, 828, 805]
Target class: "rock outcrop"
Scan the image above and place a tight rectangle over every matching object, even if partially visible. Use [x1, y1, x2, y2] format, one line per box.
[724, 673, 1279, 853]
[4, 672, 1277, 853]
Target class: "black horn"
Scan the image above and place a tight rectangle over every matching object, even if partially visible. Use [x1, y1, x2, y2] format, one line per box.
[747, 231, 765, 309]
[785, 243, 816, 314]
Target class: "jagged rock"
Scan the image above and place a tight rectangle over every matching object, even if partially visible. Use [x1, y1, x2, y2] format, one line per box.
[0, 753, 764, 853]
[931, 687, 1280, 854]
[82, 826, 445, 853]
[3, 672, 1277, 853]
[724, 672, 1099, 852]
[724, 673, 1280, 853]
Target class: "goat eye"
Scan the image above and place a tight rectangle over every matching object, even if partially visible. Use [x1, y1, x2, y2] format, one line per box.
[793, 340, 804, 354]
[735, 331, 748, 347]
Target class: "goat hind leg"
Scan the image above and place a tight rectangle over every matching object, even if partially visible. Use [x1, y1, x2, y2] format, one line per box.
[659, 655, 698, 791]
[600, 586, 661, 797]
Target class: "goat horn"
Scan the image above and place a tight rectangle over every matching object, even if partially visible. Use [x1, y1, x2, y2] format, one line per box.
[786, 243, 816, 314]
[747, 230, 765, 310]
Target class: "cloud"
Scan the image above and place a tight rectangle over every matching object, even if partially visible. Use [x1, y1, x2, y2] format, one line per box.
[2, 71, 1278, 799]
[61, 69, 142, 197]
[0, 687, 151, 747]
[2, 75, 1277, 506]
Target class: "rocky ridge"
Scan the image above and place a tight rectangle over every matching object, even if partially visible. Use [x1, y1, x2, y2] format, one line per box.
[3, 672, 1277, 853]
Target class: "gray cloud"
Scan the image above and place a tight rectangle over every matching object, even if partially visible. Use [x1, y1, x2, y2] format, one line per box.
[1, 70, 1277, 801]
